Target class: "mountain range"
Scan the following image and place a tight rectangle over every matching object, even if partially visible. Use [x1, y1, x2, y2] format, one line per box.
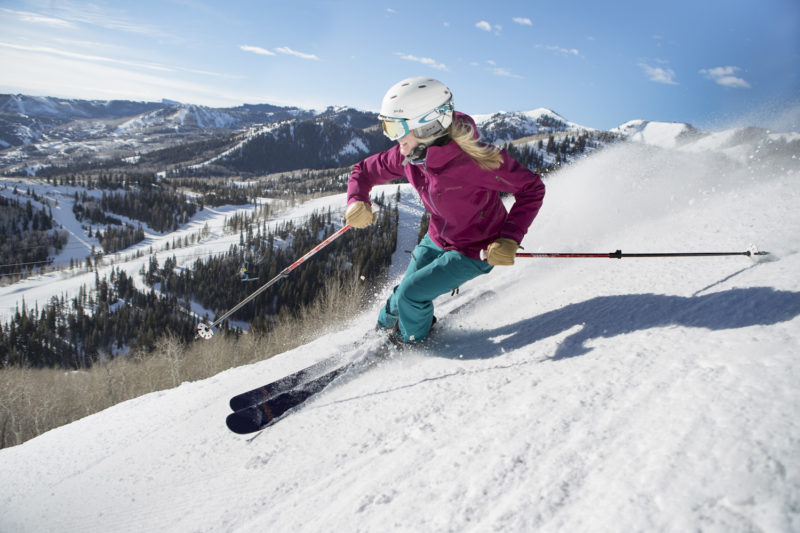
[1, 93, 797, 178]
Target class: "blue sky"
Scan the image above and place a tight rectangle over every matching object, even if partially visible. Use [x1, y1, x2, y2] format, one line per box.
[0, 0, 798, 131]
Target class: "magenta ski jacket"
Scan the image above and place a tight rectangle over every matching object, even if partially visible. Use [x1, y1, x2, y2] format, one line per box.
[347, 113, 545, 260]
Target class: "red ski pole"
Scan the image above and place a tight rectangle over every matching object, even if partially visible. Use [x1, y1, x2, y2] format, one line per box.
[197, 224, 352, 339]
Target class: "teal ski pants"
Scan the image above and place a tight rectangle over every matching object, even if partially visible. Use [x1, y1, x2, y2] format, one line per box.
[378, 234, 493, 343]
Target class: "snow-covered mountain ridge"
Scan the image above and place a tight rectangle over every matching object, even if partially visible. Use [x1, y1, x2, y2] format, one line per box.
[1, 109, 799, 531]
[0, 94, 166, 121]
[0, 94, 372, 147]
[115, 104, 239, 133]
[3, 93, 798, 179]
[0, 96, 388, 175]
[474, 107, 591, 143]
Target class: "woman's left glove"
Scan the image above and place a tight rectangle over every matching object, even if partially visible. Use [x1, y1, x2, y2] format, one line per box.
[486, 238, 521, 266]
[345, 201, 377, 228]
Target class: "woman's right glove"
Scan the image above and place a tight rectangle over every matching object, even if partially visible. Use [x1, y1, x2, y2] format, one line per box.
[485, 238, 521, 266]
[345, 201, 377, 228]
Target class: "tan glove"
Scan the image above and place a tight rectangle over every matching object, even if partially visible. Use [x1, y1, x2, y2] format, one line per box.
[345, 201, 377, 229]
[486, 238, 521, 266]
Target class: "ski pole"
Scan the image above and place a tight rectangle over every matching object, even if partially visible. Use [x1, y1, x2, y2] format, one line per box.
[197, 224, 352, 339]
[479, 248, 769, 261]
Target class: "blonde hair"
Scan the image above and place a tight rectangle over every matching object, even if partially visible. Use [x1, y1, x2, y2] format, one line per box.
[449, 117, 503, 170]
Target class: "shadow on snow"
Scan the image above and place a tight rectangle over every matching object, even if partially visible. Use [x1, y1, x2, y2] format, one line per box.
[439, 287, 800, 361]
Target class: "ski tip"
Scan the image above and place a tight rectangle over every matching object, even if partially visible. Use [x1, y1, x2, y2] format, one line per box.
[226, 413, 252, 434]
[227, 401, 284, 434]
[229, 390, 268, 412]
[226, 408, 264, 435]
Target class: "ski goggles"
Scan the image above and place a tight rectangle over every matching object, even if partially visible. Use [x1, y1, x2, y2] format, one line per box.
[379, 117, 412, 141]
[379, 103, 454, 141]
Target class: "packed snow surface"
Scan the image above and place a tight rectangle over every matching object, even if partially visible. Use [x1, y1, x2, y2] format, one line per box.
[1, 132, 799, 532]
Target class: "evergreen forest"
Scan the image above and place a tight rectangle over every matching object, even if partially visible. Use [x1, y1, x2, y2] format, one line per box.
[0, 197, 399, 369]
[0, 190, 68, 277]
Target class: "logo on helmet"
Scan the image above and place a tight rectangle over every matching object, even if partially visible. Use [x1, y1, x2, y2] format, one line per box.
[417, 110, 441, 124]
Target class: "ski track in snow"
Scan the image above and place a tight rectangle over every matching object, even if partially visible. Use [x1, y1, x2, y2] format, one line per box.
[1, 135, 799, 532]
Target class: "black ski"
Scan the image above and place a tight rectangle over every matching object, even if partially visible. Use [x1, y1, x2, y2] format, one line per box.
[228, 354, 344, 411]
[227, 297, 474, 414]
[226, 337, 397, 434]
[226, 360, 357, 434]
[224, 312, 459, 435]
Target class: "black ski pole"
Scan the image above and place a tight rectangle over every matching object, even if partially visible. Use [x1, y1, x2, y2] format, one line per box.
[480, 248, 769, 260]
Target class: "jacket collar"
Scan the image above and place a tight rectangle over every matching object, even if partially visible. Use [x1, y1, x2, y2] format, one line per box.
[423, 111, 477, 169]
[424, 138, 464, 169]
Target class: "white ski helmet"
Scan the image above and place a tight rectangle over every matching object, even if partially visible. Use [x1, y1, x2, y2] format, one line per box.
[378, 76, 454, 140]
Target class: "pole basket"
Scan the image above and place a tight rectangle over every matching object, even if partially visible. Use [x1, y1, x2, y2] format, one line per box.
[196, 323, 214, 340]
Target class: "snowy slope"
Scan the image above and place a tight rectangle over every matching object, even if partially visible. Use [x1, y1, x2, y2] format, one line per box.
[612, 119, 695, 149]
[1, 133, 799, 532]
[0, 182, 248, 323]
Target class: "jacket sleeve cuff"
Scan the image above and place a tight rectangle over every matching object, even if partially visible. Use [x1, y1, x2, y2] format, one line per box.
[499, 224, 523, 244]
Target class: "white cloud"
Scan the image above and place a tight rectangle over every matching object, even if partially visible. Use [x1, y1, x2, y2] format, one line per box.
[490, 66, 522, 78]
[43, 4, 165, 38]
[484, 60, 522, 79]
[395, 53, 448, 71]
[639, 62, 678, 85]
[475, 20, 502, 34]
[1, 41, 232, 79]
[513, 17, 532, 26]
[242, 45, 320, 61]
[275, 47, 320, 61]
[700, 66, 751, 88]
[0, 41, 172, 72]
[536, 44, 580, 57]
[0, 44, 247, 107]
[0, 7, 74, 28]
[240, 45, 275, 56]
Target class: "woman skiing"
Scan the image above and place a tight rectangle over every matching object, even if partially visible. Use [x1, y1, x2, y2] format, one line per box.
[346, 76, 545, 344]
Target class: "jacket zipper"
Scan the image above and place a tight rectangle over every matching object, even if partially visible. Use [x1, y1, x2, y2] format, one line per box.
[495, 174, 514, 188]
[422, 165, 448, 241]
